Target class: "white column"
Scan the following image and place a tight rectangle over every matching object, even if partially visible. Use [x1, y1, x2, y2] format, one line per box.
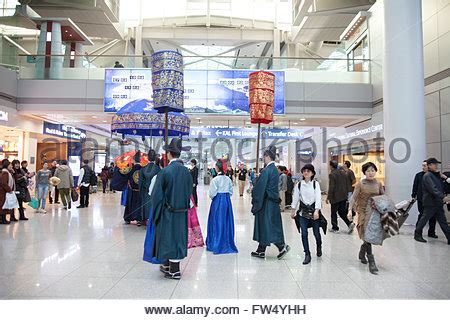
[35, 22, 47, 79]
[273, 29, 280, 69]
[383, 0, 426, 222]
[134, 25, 143, 68]
[50, 22, 63, 79]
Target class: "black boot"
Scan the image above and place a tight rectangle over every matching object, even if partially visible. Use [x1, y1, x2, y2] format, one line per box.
[19, 209, 29, 221]
[10, 211, 18, 222]
[359, 244, 367, 264]
[1, 214, 10, 224]
[414, 233, 427, 243]
[164, 261, 181, 280]
[367, 254, 378, 274]
[317, 245, 322, 257]
[160, 261, 170, 274]
[302, 252, 311, 265]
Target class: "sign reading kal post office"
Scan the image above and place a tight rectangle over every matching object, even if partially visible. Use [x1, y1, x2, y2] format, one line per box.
[43, 122, 87, 141]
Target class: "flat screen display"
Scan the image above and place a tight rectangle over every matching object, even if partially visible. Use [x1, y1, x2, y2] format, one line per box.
[104, 69, 285, 115]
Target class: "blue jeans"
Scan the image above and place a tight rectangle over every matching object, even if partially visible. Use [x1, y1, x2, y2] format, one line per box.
[298, 216, 322, 254]
[36, 184, 49, 209]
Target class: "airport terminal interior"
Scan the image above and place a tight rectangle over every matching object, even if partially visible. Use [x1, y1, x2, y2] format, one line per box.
[0, 0, 450, 300]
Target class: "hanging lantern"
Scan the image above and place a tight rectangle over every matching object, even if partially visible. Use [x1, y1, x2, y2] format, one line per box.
[151, 50, 184, 113]
[248, 71, 275, 124]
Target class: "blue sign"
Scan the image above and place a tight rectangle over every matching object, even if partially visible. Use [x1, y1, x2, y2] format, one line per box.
[43, 122, 86, 141]
[189, 127, 303, 140]
[104, 69, 285, 114]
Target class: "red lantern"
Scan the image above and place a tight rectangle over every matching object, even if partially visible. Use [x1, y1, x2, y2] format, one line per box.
[249, 71, 275, 124]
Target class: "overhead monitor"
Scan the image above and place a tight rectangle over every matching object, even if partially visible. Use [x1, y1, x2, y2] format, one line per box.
[104, 69, 285, 115]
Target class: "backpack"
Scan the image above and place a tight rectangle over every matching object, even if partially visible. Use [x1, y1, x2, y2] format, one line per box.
[110, 167, 128, 191]
[82, 166, 97, 186]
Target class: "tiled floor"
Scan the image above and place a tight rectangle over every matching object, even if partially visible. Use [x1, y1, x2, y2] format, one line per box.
[1, 185, 449, 300]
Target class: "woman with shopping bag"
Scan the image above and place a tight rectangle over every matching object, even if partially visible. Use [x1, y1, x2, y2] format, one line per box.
[1, 159, 19, 224]
[348, 162, 385, 274]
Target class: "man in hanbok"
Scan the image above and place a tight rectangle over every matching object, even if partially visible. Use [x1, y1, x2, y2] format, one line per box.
[251, 146, 290, 259]
[151, 138, 193, 280]
[123, 151, 143, 225]
[139, 149, 157, 225]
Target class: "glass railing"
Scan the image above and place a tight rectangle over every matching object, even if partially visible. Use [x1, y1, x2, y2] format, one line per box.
[14, 54, 371, 83]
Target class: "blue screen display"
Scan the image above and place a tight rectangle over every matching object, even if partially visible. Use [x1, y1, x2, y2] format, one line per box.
[104, 69, 285, 114]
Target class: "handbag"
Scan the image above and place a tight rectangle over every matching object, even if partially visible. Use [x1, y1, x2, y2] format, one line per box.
[3, 192, 19, 209]
[71, 188, 79, 202]
[16, 188, 31, 203]
[28, 196, 39, 209]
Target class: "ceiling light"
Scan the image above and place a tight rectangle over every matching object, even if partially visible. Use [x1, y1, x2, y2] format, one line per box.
[92, 116, 98, 118]
[300, 118, 306, 121]
[102, 120, 108, 123]
[196, 118, 201, 120]
[293, 122, 298, 125]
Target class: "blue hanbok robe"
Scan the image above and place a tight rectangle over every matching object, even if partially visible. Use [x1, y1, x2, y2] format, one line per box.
[206, 175, 238, 254]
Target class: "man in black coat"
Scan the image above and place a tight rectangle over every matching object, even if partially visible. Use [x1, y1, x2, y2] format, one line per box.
[412, 160, 437, 238]
[326, 161, 354, 233]
[190, 159, 199, 207]
[414, 158, 450, 244]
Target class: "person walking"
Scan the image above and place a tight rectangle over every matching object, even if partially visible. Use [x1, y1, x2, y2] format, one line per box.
[412, 160, 437, 238]
[285, 171, 294, 207]
[348, 162, 384, 274]
[291, 164, 322, 265]
[1, 159, 15, 224]
[206, 159, 238, 254]
[327, 160, 355, 233]
[278, 166, 288, 212]
[414, 158, 450, 244]
[49, 160, 60, 204]
[77, 160, 93, 208]
[237, 163, 248, 197]
[139, 149, 158, 224]
[342, 160, 356, 218]
[36, 162, 51, 213]
[251, 146, 290, 259]
[124, 151, 143, 226]
[150, 138, 193, 280]
[54, 160, 74, 210]
[108, 162, 116, 193]
[190, 159, 199, 207]
[100, 165, 109, 194]
[12, 160, 30, 221]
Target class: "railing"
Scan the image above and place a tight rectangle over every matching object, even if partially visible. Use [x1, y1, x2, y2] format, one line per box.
[12, 53, 371, 83]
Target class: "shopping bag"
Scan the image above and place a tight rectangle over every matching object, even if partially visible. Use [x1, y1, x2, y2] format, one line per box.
[3, 192, 19, 209]
[28, 196, 39, 209]
[71, 189, 79, 202]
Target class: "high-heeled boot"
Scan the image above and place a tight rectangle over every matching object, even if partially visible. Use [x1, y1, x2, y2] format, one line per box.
[10, 211, 18, 222]
[19, 208, 29, 221]
[359, 244, 367, 264]
[367, 254, 379, 274]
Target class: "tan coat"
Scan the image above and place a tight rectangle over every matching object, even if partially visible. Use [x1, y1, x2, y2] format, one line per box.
[349, 178, 384, 239]
[0, 171, 13, 213]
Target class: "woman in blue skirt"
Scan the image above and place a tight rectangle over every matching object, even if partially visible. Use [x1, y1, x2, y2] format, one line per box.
[206, 159, 238, 254]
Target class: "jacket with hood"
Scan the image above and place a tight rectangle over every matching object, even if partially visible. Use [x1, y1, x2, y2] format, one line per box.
[54, 165, 74, 189]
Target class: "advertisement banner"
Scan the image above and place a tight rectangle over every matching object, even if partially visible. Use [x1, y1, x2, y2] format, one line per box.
[104, 69, 285, 114]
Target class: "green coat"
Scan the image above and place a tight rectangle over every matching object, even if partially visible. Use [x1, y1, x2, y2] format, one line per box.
[251, 162, 285, 246]
[139, 162, 156, 220]
[151, 160, 193, 261]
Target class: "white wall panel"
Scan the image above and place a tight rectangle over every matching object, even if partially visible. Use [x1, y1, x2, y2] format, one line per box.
[441, 86, 450, 115]
[441, 113, 450, 141]
[425, 91, 440, 118]
[437, 3, 450, 36]
[426, 116, 441, 143]
[423, 14, 438, 45]
[423, 40, 440, 78]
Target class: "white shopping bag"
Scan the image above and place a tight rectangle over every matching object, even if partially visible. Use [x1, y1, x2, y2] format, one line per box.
[3, 192, 19, 209]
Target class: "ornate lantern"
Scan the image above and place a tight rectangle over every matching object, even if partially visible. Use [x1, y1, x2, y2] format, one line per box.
[151, 50, 184, 113]
[249, 71, 275, 124]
